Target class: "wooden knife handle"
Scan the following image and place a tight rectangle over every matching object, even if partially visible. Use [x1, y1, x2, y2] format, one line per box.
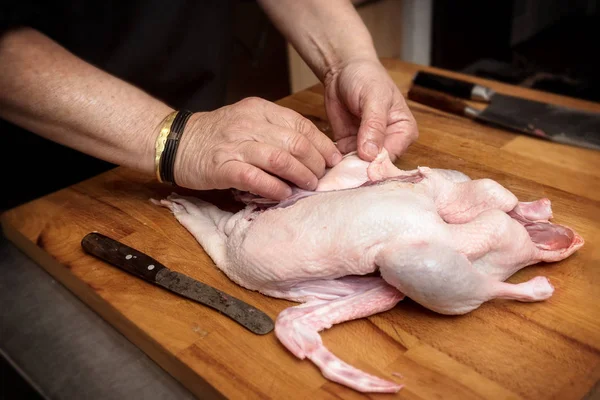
[412, 71, 476, 99]
[408, 85, 473, 117]
[81, 232, 167, 282]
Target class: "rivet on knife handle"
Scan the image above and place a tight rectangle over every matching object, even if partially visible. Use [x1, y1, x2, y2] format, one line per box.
[408, 85, 480, 119]
[81, 232, 274, 335]
[413, 71, 495, 102]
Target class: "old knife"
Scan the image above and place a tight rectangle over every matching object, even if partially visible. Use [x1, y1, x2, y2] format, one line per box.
[81, 232, 274, 335]
[409, 71, 600, 151]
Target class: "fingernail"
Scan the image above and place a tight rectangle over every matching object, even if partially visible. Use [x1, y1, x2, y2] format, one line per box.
[364, 141, 379, 158]
[331, 152, 342, 165]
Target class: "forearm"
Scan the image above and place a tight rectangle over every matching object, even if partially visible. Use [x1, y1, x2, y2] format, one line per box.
[0, 27, 173, 175]
[257, 0, 378, 82]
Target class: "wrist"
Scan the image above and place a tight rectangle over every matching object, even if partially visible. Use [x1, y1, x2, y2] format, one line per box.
[315, 20, 379, 83]
[172, 112, 207, 188]
[322, 53, 379, 87]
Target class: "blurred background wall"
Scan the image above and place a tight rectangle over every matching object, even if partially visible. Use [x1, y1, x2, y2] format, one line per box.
[228, 0, 599, 103]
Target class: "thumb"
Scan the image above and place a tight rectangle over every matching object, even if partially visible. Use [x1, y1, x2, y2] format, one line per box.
[357, 98, 388, 161]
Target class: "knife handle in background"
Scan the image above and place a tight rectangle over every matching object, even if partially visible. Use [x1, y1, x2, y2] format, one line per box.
[81, 232, 167, 283]
[407, 85, 480, 119]
[412, 71, 495, 102]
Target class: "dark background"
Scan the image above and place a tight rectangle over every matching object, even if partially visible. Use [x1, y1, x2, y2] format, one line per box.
[1, 0, 599, 398]
[432, 0, 600, 103]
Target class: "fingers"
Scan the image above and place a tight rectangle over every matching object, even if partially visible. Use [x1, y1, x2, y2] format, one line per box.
[382, 126, 416, 162]
[324, 95, 358, 143]
[242, 141, 319, 191]
[220, 136, 329, 200]
[382, 100, 419, 161]
[293, 117, 343, 168]
[220, 160, 293, 200]
[261, 102, 342, 168]
[259, 126, 327, 180]
[335, 136, 357, 154]
[357, 94, 388, 161]
[324, 95, 360, 155]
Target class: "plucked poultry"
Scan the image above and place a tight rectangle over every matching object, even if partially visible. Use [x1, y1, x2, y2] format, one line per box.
[152, 149, 583, 393]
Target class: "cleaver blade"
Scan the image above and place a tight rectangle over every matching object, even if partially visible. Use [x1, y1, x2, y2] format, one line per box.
[409, 71, 600, 151]
[475, 93, 600, 150]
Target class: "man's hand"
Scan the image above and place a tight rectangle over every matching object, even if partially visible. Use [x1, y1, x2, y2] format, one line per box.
[174, 97, 343, 200]
[324, 58, 418, 162]
[256, 0, 419, 162]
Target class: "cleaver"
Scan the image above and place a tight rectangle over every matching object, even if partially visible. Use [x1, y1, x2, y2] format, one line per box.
[408, 70, 600, 151]
[81, 232, 274, 335]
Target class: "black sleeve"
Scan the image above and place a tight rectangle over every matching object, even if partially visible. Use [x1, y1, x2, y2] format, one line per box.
[0, 0, 51, 34]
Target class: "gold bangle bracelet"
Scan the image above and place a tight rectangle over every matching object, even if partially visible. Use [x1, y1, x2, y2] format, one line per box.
[154, 110, 178, 182]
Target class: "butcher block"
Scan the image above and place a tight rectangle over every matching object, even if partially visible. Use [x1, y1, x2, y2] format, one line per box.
[2, 58, 599, 400]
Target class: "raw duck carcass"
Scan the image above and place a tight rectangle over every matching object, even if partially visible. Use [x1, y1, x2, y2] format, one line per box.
[151, 149, 583, 393]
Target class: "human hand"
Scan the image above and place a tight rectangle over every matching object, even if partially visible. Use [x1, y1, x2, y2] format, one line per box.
[324, 58, 419, 162]
[173, 97, 343, 200]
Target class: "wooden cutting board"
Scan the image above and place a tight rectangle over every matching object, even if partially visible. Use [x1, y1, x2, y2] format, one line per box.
[2, 58, 599, 400]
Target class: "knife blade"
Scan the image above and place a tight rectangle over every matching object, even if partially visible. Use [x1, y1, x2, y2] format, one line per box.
[407, 76, 600, 151]
[81, 232, 274, 335]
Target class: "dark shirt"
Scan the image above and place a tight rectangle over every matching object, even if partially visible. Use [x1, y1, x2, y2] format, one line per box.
[0, 0, 234, 210]
[1, 0, 234, 111]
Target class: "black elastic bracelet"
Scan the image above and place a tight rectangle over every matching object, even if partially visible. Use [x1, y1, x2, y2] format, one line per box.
[161, 109, 192, 184]
[160, 109, 193, 185]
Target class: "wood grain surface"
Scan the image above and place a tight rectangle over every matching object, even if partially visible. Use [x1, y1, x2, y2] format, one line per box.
[2, 58, 600, 400]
